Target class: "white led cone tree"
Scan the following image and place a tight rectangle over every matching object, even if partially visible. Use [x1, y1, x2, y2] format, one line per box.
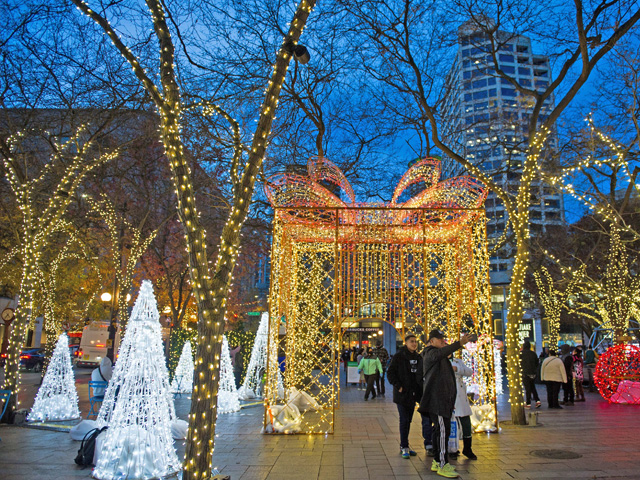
[238, 312, 269, 400]
[27, 333, 80, 422]
[93, 280, 179, 479]
[171, 340, 194, 394]
[218, 335, 240, 414]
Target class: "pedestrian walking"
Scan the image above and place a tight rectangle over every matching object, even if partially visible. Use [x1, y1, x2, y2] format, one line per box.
[358, 349, 382, 401]
[356, 348, 365, 389]
[584, 346, 598, 392]
[560, 344, 575, 405]
[387, 333, 432, 460]
[520, 340, 541, 408]
[373, 340, 390, 395]
[450, 356, 477, 460]
[540, 349, 567, 409]
[419, 329, 475, 478]
[573, 347, 585, 401]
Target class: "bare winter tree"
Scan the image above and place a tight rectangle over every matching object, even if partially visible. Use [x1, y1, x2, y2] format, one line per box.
[70, 0, 317, 476]
[338, 0, 640, 425]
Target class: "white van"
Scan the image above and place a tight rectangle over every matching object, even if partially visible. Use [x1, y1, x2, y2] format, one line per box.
[76, 321, 120, 367]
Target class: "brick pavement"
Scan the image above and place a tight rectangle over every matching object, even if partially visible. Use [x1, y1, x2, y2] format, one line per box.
[1, 371, 639, 480]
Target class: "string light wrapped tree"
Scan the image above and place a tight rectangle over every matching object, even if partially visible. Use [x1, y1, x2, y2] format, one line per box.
[92, 280, 180, 480]
[534, 265, 584, 348]
[96, 280, 176, 428]
[70, 1, 317, 475]
[27, 333, 80, 422]
[1, 128, 118, 419]
[218, 335, 240, 414]
[171, 340, 194, 394]
[337, 4, 640, 426]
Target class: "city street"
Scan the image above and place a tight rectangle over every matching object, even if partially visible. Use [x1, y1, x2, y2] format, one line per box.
[1, 372, 639, 480]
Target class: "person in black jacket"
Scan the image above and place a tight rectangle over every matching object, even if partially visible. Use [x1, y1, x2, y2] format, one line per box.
[419, 329, 475, 478]
[387, 333, 432, 459]
[520, 340, 541, 408]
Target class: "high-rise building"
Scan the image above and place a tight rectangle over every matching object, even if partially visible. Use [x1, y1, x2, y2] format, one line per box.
[441, 21, 565, 348]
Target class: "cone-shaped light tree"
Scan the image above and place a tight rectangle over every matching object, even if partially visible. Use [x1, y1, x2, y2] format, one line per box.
[218, 335, 240, 414]
[238, 312, 269, 400]
[27, 333, 80, 422]
[70, 0, 317, 475]
[171, 340, 194, 394]
[92, 280, 180, 480]
[96, 280, 176, 428]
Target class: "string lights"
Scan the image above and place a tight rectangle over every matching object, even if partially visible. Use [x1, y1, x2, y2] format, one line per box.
[92, 280, 180, 480]
[171, 340, 194, 394]
[218, 335, 240, 413]
[264, 157, 498, 433]
[594, 344, 640, 404]
[71, 0, 317, 475]
[533, 265, 585, 348]
[1, 126, 118, 417]
[27, 333, 80, 422]
[86, 194, 158, 329]
[238, 312, 269, 400]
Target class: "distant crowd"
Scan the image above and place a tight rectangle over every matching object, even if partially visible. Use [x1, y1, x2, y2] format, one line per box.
[522, 342, 598, 409]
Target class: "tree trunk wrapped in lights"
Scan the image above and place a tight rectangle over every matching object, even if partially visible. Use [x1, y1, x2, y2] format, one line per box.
[27, 333, 80, 422]
[71, 0, 316, 476]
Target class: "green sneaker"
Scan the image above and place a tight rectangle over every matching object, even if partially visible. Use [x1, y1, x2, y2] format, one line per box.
[431, 460, 439, 472]
[401, 447, 410, 459]
[437, 463, 459, 478]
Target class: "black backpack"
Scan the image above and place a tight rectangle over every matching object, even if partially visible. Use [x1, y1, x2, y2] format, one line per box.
[74, 426, 108, 467]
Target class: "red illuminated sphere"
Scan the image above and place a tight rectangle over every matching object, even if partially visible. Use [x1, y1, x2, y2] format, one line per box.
[594, 344, 640, 404]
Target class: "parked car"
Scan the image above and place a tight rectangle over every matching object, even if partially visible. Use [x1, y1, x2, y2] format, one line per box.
[20, 348, 45, 372]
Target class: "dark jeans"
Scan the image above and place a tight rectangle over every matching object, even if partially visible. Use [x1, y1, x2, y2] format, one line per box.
[375, 370, 386, 395]
[459, 415, 472, 438]
[546, 381, 561, 407]
[563, 379, 575, 403]
[432, 414, 451, 467]
[523, 374, 540, 404]
[364, 374, 377, 399]
[397, 403, 432, 449]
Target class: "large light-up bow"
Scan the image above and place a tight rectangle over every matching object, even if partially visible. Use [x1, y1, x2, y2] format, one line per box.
[264, 156, 487, 227]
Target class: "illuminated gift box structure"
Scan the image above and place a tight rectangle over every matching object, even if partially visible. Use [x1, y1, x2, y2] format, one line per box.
[263, 157, 498, 433]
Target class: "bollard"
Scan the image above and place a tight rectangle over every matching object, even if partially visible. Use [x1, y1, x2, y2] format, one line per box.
[528, 411, 538, 426]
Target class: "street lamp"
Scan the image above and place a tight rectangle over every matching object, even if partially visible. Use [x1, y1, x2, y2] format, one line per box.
[101, 292, 112, 303]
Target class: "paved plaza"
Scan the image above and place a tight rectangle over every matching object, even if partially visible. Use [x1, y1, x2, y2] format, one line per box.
[1, 370, 639, 480]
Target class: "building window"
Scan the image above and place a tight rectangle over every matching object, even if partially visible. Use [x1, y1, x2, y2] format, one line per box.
[473, 90, 488, 100]
[518, 67, 531, 76]
[499, 54, 514, 63]
[502, 88, 517, 97]
[501, 65, 516, 74]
